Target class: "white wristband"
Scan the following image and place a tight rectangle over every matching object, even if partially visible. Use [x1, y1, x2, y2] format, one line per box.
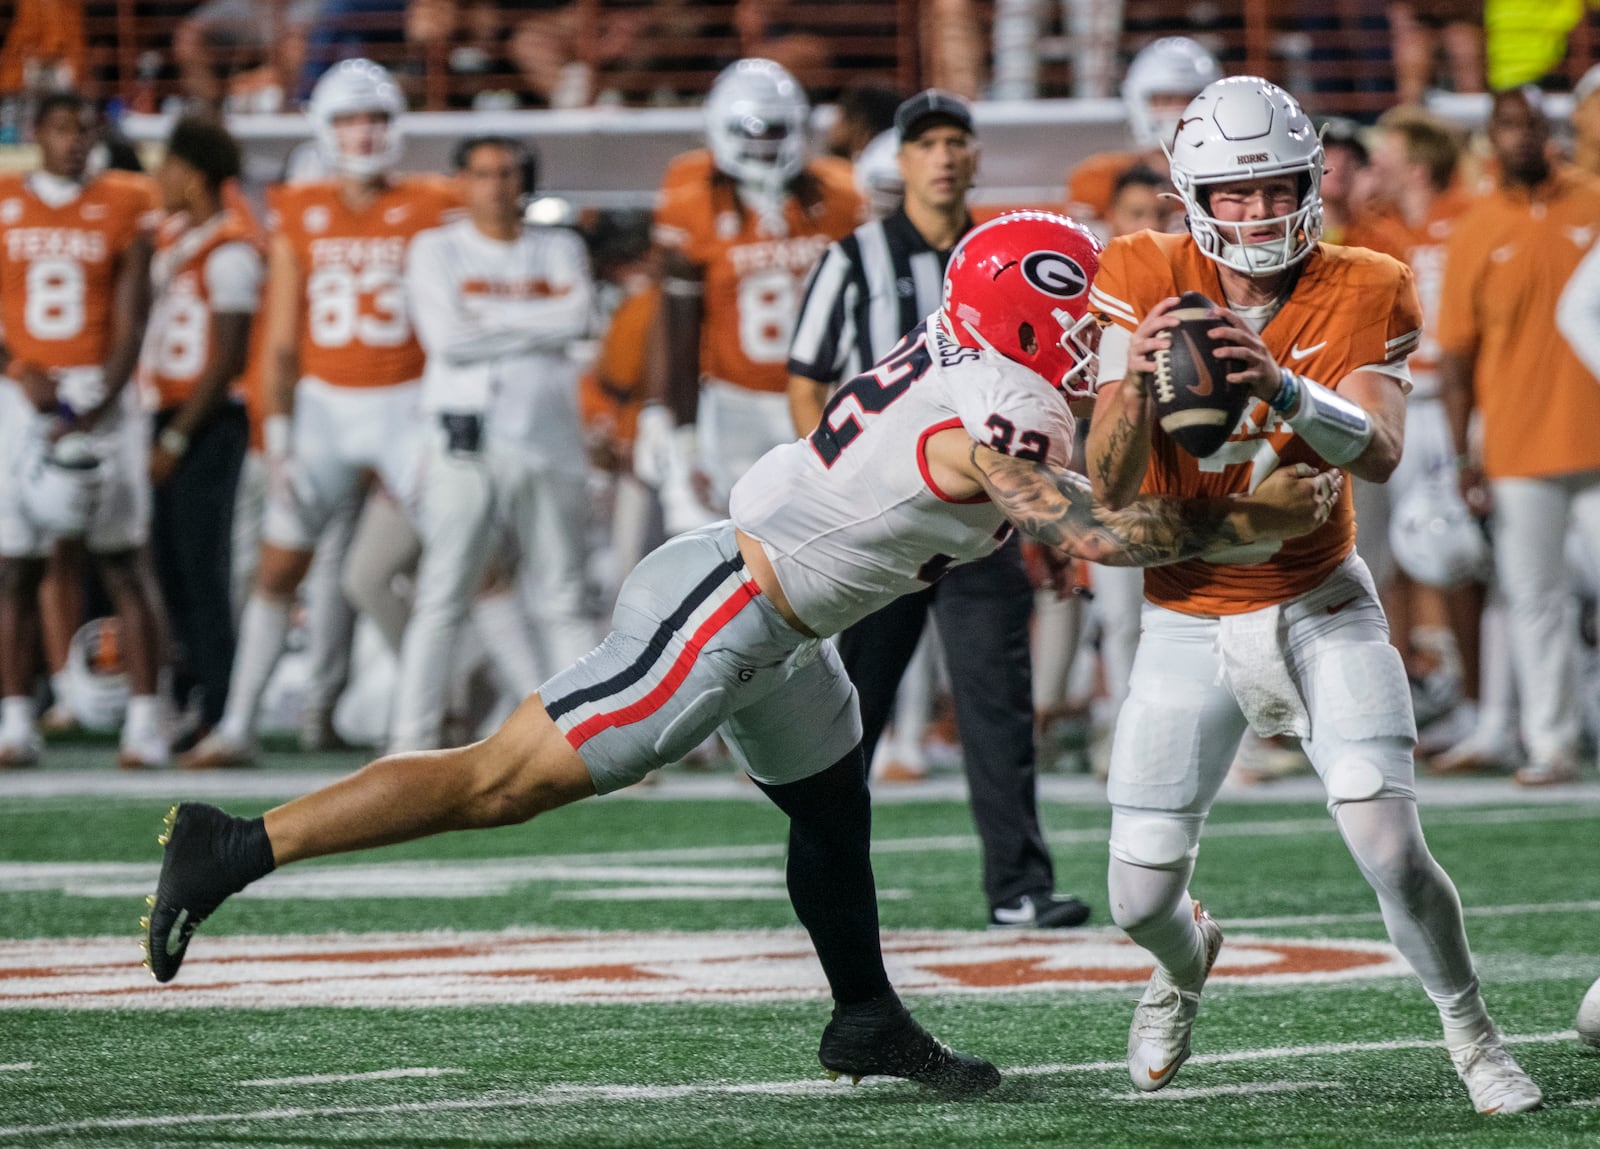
[264, 414, 291, 458]
[157, 427, 189, 458]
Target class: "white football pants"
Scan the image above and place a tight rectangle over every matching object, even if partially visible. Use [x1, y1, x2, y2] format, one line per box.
[1488, 470, 1600, 767]
[389, 435, 594, 751]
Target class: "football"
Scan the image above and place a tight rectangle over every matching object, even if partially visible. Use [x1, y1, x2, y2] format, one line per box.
[1150, 291, 1250, 458]
[1578, 975, 1600, 1048]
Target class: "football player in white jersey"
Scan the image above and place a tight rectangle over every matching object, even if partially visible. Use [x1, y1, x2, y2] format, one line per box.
[392, 136, 595, 752]
[145, 212, 1337, 1094]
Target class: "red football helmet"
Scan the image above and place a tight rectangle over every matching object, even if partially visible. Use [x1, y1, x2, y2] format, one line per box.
[940, 210, 1104, 399]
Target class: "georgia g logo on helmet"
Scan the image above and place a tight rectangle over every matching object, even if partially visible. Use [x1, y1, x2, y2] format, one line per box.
[1021, 251, 1089, 299]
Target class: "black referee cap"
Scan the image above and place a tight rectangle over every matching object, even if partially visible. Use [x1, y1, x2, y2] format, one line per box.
[895, 89, 974, 144]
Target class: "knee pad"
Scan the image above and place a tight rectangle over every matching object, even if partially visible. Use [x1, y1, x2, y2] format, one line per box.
[1108, 811, 1199, 870]
[1321, 735, 1415, 808]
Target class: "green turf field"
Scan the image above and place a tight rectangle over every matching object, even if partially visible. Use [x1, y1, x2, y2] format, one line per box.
[3, 747, 1599, 1147]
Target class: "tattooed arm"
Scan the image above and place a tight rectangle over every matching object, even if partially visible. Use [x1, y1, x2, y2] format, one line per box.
[1085, 301, 1183, 509]
[972, 444, 1341, 567]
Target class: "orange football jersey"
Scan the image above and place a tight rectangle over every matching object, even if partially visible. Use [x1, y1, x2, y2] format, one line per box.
[1090, 231, 1422, 616]
[652, 150, 861, 394]
[1436, 167, 1600, 480]
[1343, 189, 1473, 387]
[268, 176, 459, 389]
[1064, 150, 1143, 224]
[0, 170, 156, 371]
[579, 284, 659, 445]
[141, 208, 264, 410]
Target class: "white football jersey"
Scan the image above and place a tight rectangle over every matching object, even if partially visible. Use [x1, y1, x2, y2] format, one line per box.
[730, 315, 1075, 636]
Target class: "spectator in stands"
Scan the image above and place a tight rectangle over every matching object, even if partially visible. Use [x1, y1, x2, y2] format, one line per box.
[1438, 86, 1600, 787]
[174, 0, 321, 110]
[1573, 63, 1600, 179]
[824, 82, 903, 160]
[304, 0, 407, 92]
[1318, 118, 1372, 246]
[1388, 2, 1484, 106]
[734, 0, 832, 93]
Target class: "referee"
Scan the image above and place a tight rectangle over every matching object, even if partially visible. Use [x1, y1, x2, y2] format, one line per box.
[786, 91, 1091, 930]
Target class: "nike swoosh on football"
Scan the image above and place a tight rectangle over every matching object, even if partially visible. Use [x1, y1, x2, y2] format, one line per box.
[165, 908, 190, 956]
[1289, 341, 1326, 361]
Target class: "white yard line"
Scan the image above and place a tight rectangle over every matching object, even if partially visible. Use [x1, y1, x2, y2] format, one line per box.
[242, 1068, 466, 1087]
[1231, 899, 1600, 930]
[0, 1030, 1581, 1139]
[0, 1064, 34, 1073]
[1107, 1080, 1337, 1101]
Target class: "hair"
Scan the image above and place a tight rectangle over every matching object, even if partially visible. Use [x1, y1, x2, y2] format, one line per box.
[165, 116, 242, 191]
[836, 83, 903, 137]
[1112, 163, 1167, 202]
[452, 135, 538, 195]
[1375, 105, 1462, 191]
[33, 91, 87, 130]
[1319, 117, 1369, 166]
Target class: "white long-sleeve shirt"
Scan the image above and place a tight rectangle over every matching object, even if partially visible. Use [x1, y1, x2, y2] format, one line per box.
[1557, 234, 1600, 383]
[405, 217, 593, 464]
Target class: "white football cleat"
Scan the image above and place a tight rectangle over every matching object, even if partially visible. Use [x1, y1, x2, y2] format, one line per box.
[1128, 902, 1224, 1092]
[1578, 976, 1600, 1048]
[1449, 1029, 1543, 1115]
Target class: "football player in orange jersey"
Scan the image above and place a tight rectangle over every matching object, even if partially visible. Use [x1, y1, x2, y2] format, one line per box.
[180, 59, 459, 770]
[0, 92, 169, 769]
[141, 117, 260, 756]
[1063, 37, 1221, 237]
[1084, 77, 1543, 1115]
[633, 58, 862, 535]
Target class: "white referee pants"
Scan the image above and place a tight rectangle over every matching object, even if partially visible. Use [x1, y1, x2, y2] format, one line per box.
[390, 436, 594, 751]
[1489, 471, 1600, 767]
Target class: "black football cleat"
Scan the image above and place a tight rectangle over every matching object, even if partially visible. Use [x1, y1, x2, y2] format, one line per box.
[988, 892, 1092, 930]
[817, 991, 1001, 1098]
[141, 803, 274, 983]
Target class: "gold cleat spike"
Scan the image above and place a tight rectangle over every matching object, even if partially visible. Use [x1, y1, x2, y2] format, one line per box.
[139, 916, 150, 930]
[157, 835, 169, 847]
[851, 1075, 862, 1085]
[146, 894, 156, 907]
[825, 1070, 839, 1082]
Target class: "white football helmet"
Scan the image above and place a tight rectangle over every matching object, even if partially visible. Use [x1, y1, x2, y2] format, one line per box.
[705, 58, 809, 190]
[1389, 475, 1491, 588]
[853, 129, 903, 219]
[1123, 36, 1224, 150]
[307, 58, 406, 179]
[1166, 76, 1324, 275]
[64, 618, 130, 732]
[19, 431, 103, 539]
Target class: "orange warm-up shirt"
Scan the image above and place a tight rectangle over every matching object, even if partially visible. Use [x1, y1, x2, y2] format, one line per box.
[1065, 150, 1145, 224]
[651, 150, 861, 394]
[141, 208, 265, 412]
[267, 176, 459, 389]
[0, 169, 156, 371]
[1345, 190, 1474, 396]
[1090, 231, 1422, 616]
[579, 284, 660, 445]
[1435, 167, 1600, 480]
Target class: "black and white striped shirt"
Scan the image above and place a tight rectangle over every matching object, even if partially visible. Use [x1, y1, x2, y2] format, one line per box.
[787, 208, 973, 386]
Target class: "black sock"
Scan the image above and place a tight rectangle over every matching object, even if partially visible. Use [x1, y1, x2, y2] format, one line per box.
[754, 748, 891, 1006]
[234, 814, 277, 884]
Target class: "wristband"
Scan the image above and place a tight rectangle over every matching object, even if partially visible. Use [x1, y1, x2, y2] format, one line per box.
[264, 414, 291, 458]
[1283, 375, 1373, 466]
[158, 427, 189, 458]
[1270, 368, 1301, 414]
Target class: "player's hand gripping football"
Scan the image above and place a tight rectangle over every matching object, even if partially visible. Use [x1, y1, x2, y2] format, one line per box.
[1205, 309, 1285, 402]
[1123, 296, 1185, 395]
[1243, 463, 1342, 542]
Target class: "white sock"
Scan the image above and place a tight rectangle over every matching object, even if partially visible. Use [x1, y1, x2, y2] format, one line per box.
[50, 670, 72, 714]
[2, 696, 37, 741]
[122, 695, 163, 747]
[1108, 856, 1209, 990]
[217, 595, 291, 744]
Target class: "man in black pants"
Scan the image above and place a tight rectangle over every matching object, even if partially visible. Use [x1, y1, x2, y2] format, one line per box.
[787, 91, 1090, 930]
[145, 118, 258, 748]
